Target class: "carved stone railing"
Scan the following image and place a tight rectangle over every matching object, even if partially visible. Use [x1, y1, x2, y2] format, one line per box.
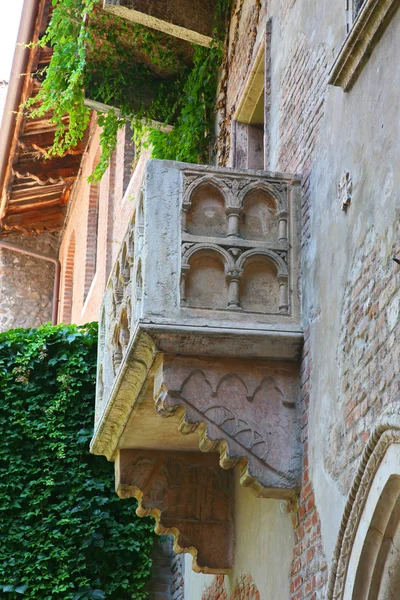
[91, 160, 303, 573]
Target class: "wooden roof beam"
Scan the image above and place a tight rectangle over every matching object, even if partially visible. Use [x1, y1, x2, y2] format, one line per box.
[102, 0, 214, 47]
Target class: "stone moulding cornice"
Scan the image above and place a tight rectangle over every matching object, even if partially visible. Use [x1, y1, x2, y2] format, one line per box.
[90, 326, 157, 460]
[327, 404, 400, 600]
[328, 0, 400, 91]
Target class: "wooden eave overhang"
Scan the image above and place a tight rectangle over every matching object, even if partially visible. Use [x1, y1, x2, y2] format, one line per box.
[0, 0, 88, 235]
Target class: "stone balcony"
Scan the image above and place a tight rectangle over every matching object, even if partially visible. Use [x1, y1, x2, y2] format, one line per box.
[91, 160, 303, 573]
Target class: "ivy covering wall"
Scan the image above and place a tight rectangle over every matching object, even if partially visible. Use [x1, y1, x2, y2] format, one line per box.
[26, 0, 231, 180]
[0, 323, 155, 599]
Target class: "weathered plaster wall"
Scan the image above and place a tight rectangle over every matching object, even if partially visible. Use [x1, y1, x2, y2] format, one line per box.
[303, 0, 400, 558]
[183, 468, 293, 600]
[0, 232, 58, 332]
[267, 0, 400, 596]
[215, 0, 400, 596]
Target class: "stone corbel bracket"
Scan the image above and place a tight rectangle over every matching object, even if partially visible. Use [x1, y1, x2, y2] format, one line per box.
[116, 449, 234, 574]
[154, 354, 301, 499]
[91, 327, 157, 460]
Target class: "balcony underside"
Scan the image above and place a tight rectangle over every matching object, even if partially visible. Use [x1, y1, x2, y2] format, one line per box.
[92, 161, 303, 573]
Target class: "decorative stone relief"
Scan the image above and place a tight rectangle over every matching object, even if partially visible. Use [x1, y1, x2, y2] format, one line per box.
[116, 449, 234, 574]
[154, 355, 301, 497]
[338, 170, 353, 212]
[181, 172, 292, 315]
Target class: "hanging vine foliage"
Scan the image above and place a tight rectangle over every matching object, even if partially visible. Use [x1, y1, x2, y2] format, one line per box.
[25, 0, 231, 181]
[0, 323, 156, 599]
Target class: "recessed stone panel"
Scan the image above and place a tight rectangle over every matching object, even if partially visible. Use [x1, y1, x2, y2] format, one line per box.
[240, 190, 279, 242]
[240, 255, 280, 313]
[186, 184, 227, 238]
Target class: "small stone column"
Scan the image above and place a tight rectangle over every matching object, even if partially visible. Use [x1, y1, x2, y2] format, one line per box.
[226, 207, 241, 237]
[278, 211, 288, 243]
[226, 267, 243, 309]
[180, 264, 190, 304]
[278, 275, 289, 313]
[181, 202, 191, 232]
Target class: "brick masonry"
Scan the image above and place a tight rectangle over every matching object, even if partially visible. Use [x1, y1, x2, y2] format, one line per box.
[147, 538, 175, 600]
[280, 0, 298, 30]
[278, 33, 328, 250]
[276, 22, 330, 600]
[170, 552, 184, 600]
[0, 232, 58, 332]
[201, 575, 260, 600]
[325, 225, 400, 493]
[288, 326, 328, 600]
[61, 232, 76, 324]
[83, 150, 101, 302]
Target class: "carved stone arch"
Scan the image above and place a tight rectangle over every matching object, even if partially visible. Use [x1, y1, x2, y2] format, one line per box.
[236, 248, 288, 277]
[184, 178, 229, 237]
[328, 404, 400, 600]
[238, 184, 283, 243]
[183, 175, 231, 209]
[182, 245, 231, 309]
[237, 250, 289, 314]
[237, 181, 287, 213]
[182, 243, 234, 271]
[112, 323, 123, 374]
[120, 241, 130, 284]
[119, 306, 130, 354]
[215, 372, 250, 400]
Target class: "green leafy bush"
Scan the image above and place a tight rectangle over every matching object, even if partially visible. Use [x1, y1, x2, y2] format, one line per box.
[0, 323, 155, 599]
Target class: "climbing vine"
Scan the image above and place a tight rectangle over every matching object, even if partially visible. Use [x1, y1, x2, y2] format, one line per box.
[26, 0, 231, 181]
[0, 323, 156, 599]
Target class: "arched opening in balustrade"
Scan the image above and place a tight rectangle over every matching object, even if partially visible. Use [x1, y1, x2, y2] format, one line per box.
[240, 189, 279, 242]
[186, 183, 227, 238]
[240, 255, 280, 313]
[185, 250, 228, 309]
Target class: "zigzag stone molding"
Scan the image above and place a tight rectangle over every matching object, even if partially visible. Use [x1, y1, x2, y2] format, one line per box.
[154, 354, 301, 498]
[116, 449, 234, 574]
[327, 403, 400, 600]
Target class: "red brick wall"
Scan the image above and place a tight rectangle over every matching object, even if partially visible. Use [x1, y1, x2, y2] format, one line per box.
[289, 326, 328, 600]
[61, 231, 75, 324]
[202, 575, 260, 600]
[83, 150, 101, 302]
[275, 23, 330, 600]
[218, 0, 263, 164]
[280, 0, 298, 29]
[278, 34, 328, 249]
[326, 225, 400, 492]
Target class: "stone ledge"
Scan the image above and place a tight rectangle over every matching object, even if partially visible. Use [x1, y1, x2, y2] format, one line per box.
[328, 0, 400, 91]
